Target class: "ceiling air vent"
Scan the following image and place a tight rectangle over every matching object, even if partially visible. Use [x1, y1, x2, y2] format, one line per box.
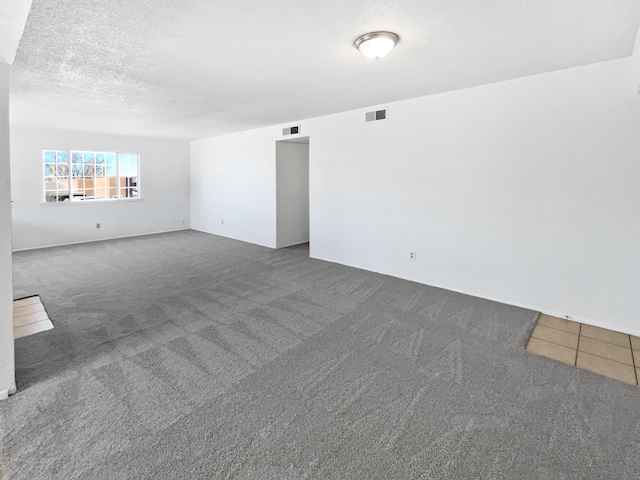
[365, 108, 387, 122]
[282, 125, 300, 136]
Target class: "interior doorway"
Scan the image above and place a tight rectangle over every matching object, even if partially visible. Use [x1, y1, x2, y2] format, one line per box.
[275, 137, 309, 249]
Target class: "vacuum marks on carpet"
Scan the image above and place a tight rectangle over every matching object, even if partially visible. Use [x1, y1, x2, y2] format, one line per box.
[527, 314, 639, 386]
[13, 296, 54, 339]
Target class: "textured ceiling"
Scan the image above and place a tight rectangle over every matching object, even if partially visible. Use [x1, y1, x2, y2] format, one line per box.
[10, 0, 640, 140]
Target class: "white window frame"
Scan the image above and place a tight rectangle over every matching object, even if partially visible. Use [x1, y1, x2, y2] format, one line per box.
[42, 149, 141, 203]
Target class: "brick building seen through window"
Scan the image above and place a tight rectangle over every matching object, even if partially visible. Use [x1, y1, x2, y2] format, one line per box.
[43, 150, 139, 202]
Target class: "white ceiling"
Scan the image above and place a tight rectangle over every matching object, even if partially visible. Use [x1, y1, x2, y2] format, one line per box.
[9, 0, 640, 140]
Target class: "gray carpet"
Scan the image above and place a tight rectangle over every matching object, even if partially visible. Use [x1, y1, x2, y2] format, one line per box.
[1, 230, 639, 479]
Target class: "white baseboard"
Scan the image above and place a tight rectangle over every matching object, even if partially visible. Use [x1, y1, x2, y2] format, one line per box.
[12, 227, 190, 252]
[309, 253, 640, 338]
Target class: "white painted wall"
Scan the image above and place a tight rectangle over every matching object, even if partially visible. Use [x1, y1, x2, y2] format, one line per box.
[276, 141, 309, 248]
[191, 58, 640, 336]
[10, 127, 190, 250]
[0, 63, 15, 399]
[633, 25, 640, 94]
[190, 129, 277, 248]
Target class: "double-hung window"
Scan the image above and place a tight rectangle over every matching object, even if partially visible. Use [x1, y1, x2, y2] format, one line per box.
[43, 150, 139, 202]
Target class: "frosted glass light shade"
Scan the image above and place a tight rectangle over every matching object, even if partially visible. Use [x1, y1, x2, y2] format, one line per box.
[354, 32, 399, 60]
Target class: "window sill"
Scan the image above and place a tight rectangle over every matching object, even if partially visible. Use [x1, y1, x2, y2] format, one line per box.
[40, 198, 143, 207]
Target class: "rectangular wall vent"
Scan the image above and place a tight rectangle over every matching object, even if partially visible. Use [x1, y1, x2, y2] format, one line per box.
[282, 125, 301, 136]
[365, 109, 388, 122]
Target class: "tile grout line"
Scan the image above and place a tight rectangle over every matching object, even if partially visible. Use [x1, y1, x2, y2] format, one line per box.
[629, 335, 638, 386]
[14, 317, 51, 328]
[536, 322, 579, 335]
[575, 323, 582, 366]
[14, 314, 48, 319]
[13, 310, 46, 320]
[13, 307, 45, 314]
[14, 319, 53, 327]
[530, 334, 577, 351]
[579, 334, 633, 349]
[13, 308, 45, 315]
[577, 349, 635, 367]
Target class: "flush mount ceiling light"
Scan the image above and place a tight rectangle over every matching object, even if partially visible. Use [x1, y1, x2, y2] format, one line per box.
[354, 31, 399, 60]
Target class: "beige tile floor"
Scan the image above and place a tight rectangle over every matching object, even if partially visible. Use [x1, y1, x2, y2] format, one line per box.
[13, 296, 54, 339]
[527, 314, 639, 385]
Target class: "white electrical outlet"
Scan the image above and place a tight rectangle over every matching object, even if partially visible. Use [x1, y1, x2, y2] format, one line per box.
[410, 251, 416, 261]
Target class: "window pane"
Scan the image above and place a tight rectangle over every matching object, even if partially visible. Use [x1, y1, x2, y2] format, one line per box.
[56, 164, 68, 177]
[44, 150, 56, 163]
[77, 151, 93, 179]
[106, 154, 116, 165]
[96, 153, 105, 164]
[44, 163, 54, 178]
[44, 191, 59, 202]
[72, 159, 83, 177]
[50, 175, 62, 185]
[106, 165, 116, 177]
[57, 151, 68, 163]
